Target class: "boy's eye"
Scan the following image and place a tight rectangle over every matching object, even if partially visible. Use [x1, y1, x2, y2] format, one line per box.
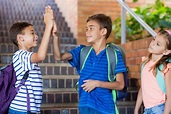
[86, 27, 93, 31]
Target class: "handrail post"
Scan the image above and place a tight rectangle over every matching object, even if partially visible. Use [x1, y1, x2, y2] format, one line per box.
[117, 0, 157, 42]
[121, 0, 126, 44]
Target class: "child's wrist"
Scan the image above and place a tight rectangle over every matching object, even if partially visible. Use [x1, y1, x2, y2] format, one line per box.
[45, 25, 53, 31]
[53, 32, 59, 38]
[53, 32, 59, 36]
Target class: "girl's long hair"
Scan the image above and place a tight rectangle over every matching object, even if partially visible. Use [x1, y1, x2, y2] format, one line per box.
[143, 30, 171, 76]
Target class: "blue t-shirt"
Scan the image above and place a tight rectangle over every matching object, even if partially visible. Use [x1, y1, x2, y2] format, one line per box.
[68, 45, 127, 114]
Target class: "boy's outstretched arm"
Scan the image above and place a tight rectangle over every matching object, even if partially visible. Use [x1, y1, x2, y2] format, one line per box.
[52, 21, 72, 61]
[31, 6, 54, 63]
[134, 87, 143, 114]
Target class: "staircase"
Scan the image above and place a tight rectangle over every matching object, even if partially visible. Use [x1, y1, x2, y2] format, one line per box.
[0, 0, 142, 114]
[0, 0, 78, 114]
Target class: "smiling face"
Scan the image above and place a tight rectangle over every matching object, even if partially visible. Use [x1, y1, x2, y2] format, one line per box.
[18, 25, 38, 50]
[86, 20, 105, 44]
[148, 34, 168, 55]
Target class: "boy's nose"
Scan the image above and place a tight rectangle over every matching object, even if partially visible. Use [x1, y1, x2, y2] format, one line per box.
[86, 31, 90, 35]
[35, 34, 38, 39]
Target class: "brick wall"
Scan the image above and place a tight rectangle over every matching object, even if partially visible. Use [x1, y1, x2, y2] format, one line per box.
[78, 0, 120, 45]
[121, 37, 152, 86]
[54, 0, 170, 44]
[77, 0, 170, 45]
[77, 0, 148, 45]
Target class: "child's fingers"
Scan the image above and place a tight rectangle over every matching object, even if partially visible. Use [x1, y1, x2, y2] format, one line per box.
[45, 6, 53, 14]
[44, 6, 54, 19]
[45, 6, 50, 13]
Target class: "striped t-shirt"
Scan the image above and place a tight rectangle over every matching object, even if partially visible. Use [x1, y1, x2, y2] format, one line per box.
[9, 50, 42, 113]
[68, 45, 127, 114]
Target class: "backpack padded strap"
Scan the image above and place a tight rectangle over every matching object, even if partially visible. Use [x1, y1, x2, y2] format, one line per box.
[157, 65, 166, 94]
[80, 46, 92, 70]
[106, 45, 117, 82]
[141, 61, 166, 94]
[15, 70, 30, 111]
[108, 43, 126, 64]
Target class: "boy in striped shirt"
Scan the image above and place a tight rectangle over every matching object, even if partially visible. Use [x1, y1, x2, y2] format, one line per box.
[8, 6, 54, 114]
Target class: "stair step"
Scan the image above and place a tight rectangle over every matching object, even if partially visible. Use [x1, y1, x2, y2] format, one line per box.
[42, 75, 79, 79]
[0, 43, 77, 54]
[43, 88, 77, 92]
[0, 36, 77, 44]
[41, 103, 78, 108]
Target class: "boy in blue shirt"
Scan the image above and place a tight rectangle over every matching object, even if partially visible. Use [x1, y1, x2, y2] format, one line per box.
[52, 14, 127, 114]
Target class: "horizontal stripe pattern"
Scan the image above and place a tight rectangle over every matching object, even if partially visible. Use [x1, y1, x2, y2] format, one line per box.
[10, 50, 42, 113]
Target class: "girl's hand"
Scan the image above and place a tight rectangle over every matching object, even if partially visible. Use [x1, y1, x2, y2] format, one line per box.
[81, 80, 101, 92]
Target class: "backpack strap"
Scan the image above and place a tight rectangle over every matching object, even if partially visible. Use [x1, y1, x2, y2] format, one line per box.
[106, 44, 117, 82]
[76, 46, 92, 91]
[75, 46, 93, 91]
[80, 46, 93, 70]
[107, 43, 128, 114]
[106, 44, 120, 114]
[107, 43, 127, 82]
[15, 70, 30, 111]
[15, 71, 29, 92]
[108, 43, 126, 64]
[156, 65, 166, 94]
[141, 61, 166, 94]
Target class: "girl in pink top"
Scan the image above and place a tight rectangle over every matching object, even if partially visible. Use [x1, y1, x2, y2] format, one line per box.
[134, 30, 171, 114]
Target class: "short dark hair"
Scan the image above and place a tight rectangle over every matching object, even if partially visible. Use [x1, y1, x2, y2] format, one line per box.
[86, 14, 112, 39]
[9, 22, 32, 47]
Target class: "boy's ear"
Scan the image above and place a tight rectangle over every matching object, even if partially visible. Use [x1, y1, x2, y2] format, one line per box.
[17, 34, 24, 42]
[101, 28, 107, 36]
[163, 50, 171, 55]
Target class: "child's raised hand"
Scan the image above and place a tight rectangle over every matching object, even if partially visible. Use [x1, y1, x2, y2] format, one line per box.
[52, 21, 58, 37]
[43, 6, 54, 28]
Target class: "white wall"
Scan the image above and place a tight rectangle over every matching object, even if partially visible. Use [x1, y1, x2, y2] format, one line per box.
[55, 0, 78, 39]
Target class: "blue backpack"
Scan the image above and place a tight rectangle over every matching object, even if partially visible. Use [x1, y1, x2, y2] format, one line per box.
[0, 63, 29, 114]
[79, 43, 128, 114]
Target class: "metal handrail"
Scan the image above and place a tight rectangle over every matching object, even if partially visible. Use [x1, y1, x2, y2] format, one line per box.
[117, 0, 157, 44]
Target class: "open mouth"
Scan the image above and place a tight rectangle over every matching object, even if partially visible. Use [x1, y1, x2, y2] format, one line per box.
[86, 36, 92, 39]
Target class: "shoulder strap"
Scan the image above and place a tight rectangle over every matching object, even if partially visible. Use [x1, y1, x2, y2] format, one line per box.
[80, 46, 93, 70]
[107, 43, 125, 114]
[15, 70, 29, 94]
[106, 44, 117, 82]
[106, 43, 127, 82]
[141, 61, 166, 94]
[156, 65, 166, 94]
[108, 43, 126, 64]
[15, 69, 30, 111]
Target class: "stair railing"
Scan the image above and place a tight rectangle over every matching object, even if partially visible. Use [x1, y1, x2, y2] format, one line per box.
[117, 0, 157, 44]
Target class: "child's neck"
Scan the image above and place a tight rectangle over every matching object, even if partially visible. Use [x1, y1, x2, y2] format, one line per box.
[18, 46, 31, 52]
[92, 40, 106, 55]
[151, 54, 163, 62]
